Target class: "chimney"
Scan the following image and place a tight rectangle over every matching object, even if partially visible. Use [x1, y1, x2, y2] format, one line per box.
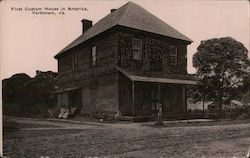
[111, 9, 117, 13]
[81, 19, 92, 34]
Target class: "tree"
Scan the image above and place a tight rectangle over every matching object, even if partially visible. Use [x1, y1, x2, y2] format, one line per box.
[2, 73, 31, 104]
[240, 72, 250, 105]
[22, 70, 58, 108]
[2, 71, 58, 117]
[193, 37, 250, 115]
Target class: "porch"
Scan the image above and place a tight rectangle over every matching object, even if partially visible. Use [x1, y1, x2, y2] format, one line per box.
[54, 87, 82, 109]
[117, 67, 198, 121]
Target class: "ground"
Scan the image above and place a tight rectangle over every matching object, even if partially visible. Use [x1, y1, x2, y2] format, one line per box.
[3, 116, 250, 158]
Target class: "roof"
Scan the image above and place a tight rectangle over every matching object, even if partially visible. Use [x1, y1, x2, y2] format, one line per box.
[117, 67, 198, 85]
[53, 87, 80, 93]
[55, 1, 192, 58]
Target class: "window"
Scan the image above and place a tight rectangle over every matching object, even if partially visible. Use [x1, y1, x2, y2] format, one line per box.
[132, 38, 142, 60]
[91, 45, 96, 66]
[169, 46, 177, 65]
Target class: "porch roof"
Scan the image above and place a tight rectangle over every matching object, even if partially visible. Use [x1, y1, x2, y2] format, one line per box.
[53, 87, 80, 93]
[116, 67, 198, 85]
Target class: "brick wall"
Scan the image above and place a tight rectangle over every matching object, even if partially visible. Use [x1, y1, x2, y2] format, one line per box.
[57, 32, 119, 116]
[81, 73, 119, 115]
[119, 32, 187, 74]
[119, 73, 133, 116]
[57, 32, 119, 85]
[93, 74, 119, 114]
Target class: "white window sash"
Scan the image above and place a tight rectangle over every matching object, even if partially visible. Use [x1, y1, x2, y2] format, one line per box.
[132, 38, 142, 60]
[92, 46, 96, 65]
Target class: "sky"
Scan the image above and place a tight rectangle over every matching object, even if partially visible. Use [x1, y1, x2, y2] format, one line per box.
[0, 0, 249, 79]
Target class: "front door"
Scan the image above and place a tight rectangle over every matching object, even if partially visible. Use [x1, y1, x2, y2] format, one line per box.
[143, 84, 159, 116]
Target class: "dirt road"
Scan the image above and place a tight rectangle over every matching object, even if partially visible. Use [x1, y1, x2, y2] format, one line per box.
[3, 116, 250, 158]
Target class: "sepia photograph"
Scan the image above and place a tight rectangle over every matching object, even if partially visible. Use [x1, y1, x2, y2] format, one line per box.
[1, 0, 250, 157]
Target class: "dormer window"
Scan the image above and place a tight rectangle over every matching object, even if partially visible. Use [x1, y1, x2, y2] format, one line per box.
[91, 45, 96, 66]
[169, 46, 177, 65]
[132, 38, 142, 60]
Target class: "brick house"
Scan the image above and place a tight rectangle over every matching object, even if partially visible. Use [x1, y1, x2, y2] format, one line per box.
[54, 2, 197, 121]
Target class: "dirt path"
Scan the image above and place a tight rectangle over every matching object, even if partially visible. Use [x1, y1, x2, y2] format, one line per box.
[4, 116, 107, 130]
[3, 116, 250, 158]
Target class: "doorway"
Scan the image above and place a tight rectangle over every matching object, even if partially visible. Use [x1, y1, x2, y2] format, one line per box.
[68, 89, 81, 109]
[142, 84, 160, 115]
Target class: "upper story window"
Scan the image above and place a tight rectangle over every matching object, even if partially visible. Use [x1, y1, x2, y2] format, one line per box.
[132, 38, 142, 60]
[91, 45, 97, 66]
[169, 46, 177, 65]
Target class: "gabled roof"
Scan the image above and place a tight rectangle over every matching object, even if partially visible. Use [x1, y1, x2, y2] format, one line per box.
[55, 1, 192, 58]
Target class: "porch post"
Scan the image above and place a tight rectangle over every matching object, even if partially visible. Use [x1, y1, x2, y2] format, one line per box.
[158, 84, 161, 103]
[183, 85, 186, 112]
[183, 85, 188, 120]
[202, 95, 205, 118]
[132, 81, 135, 117]
[156, 83, 163, 125]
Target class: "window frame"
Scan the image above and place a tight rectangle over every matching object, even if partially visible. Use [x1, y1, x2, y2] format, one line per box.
[91, 45, 97, 66]
[169, 46, 178, 65]
[132, 38, 143, 60]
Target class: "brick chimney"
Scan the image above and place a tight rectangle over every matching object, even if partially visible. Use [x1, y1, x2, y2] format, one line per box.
[111, 9, 117, 13]
[81, 19, 92, 34]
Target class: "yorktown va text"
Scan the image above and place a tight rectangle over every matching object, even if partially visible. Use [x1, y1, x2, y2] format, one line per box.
[11, 7, 88, 15]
